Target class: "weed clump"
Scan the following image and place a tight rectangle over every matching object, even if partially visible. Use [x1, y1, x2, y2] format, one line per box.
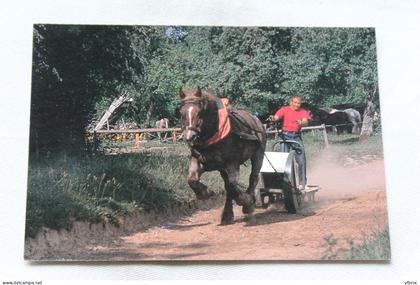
[321, 227, 391, 260]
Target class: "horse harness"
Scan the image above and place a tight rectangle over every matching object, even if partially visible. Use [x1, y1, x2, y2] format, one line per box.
[181, 97, 265, 151]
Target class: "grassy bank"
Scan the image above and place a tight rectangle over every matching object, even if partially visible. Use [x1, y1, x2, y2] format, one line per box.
[25, 148, 225, 238]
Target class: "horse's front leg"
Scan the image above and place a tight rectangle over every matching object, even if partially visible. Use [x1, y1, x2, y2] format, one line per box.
[224, 164, 254, 208]
[220, 170, 234, 224]
[187, 156, 214, 200]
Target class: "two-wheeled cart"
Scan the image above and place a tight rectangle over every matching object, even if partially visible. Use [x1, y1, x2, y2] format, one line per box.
[256, 132, 320, 213]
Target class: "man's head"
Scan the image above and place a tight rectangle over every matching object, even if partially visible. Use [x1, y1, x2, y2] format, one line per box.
[289, 96, 302, 110]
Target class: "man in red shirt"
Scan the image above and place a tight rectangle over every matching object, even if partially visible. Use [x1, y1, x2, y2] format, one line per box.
[269, 96, 310, 189]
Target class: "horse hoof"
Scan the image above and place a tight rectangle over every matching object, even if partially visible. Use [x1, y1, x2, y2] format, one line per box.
[221, 212, 234, 225]
[221, 219, 235, 225]
[242, 204, 255, 214]
[236, 193, 253, 206]
[221, 218, 234, 225]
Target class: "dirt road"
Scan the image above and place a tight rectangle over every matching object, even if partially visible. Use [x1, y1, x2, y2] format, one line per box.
[35, 156, 387, 261]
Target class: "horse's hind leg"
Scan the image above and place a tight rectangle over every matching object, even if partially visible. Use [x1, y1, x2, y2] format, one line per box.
[242, 146, 265, 214]
[188, 156, 214, 200]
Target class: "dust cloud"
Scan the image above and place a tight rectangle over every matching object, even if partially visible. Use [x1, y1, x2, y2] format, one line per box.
[307, 149, 386, 202]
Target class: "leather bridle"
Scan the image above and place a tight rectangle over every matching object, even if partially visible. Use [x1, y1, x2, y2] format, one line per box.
[180, 98, 204, 138]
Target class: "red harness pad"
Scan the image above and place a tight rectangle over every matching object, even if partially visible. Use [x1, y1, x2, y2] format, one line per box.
[205, 107, 231, 146]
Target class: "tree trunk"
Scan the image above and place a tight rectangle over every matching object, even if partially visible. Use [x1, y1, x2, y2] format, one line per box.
[359, 84, 378, 143]
[144, 101, 154, 128]
[94, 95, 129, 131]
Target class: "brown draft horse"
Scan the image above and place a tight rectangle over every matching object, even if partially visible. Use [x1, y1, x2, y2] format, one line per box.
[178, 87, 266, 224]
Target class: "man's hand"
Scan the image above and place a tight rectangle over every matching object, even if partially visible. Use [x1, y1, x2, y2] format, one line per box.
[297, 118, 308, 126]
[268, 115, 279, 122]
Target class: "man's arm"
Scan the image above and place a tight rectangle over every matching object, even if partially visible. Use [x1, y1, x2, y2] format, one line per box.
[297, 118, 309, 127]
[268, 108, 284, 122]
[297, 110, 311, 126]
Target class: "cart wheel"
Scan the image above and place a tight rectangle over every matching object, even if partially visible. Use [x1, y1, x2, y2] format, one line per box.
[283, 152, 301, 214]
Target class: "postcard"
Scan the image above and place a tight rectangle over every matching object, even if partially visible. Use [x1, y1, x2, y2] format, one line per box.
[24, 25, 389, 261]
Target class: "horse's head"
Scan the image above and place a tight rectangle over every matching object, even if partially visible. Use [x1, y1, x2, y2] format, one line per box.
[178, 87, 216, 146]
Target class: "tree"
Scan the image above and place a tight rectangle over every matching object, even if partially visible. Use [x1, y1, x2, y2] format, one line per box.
[345, 29, 379, 141]
[149, 26, 292, 115]
[279, 28, 379, 140]
[30, 25, 381, 156]
[139, 26, 380, 127]
[30, 25, 166, 154]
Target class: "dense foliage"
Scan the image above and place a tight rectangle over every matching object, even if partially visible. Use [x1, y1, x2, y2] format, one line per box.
[30, 25, 166, 153]
[30, 25, 379, 154]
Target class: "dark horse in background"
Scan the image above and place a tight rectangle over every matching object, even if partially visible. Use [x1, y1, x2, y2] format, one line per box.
[302, 103, 363, 134]
[178, 87, 266, 224]
[315, 107, 362, 134]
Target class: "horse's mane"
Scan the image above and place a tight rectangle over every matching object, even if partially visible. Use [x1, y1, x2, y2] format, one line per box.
[203, 90, 224, 109]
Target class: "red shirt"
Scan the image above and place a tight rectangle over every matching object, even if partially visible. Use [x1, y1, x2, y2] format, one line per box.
[274, 106, 310, 132]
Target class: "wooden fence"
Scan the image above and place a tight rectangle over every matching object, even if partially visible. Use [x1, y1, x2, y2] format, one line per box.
[88, 124, 329, 148]
[88, 127, 182, 147]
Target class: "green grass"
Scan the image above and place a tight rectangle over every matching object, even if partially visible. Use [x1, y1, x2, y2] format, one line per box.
[267, 132, 383, 166]
[25, 150, 225, 238]
[322, 227, 391, 260]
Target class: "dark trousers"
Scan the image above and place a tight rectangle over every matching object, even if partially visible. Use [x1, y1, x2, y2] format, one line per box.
[279, 132, 307, 186]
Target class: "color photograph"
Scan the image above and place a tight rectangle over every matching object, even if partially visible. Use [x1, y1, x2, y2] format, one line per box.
[24, 25, 389, 261]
